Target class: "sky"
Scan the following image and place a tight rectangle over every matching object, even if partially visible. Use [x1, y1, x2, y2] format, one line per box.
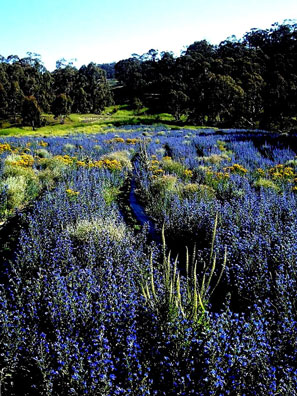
[1, 0, 296, 70]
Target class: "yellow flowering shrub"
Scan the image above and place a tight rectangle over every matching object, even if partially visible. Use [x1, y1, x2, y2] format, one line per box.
[0, 143, 12, 154]
[5, 153, 34, 167]
[256, 168, 266, 177]
[268, 164, 295, 181]
[99, 151, 132, 170]
[92, 158, 123, 171]
[54, 155, 75, 166]
[151, 160, 159, 165]
[224, 163, 248, 175]
[154, 169, 165, 174]
[214, 172, 230, 180]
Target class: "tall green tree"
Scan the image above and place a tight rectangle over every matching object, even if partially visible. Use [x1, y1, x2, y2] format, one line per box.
[51, 93, 72, 122]
[22, 96, 41, 130]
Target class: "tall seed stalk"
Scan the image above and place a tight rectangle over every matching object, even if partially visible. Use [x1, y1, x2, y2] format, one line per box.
[141, 213, 227, 323]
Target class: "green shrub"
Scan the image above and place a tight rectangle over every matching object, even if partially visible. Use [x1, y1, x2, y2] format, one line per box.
[38, 168, 60, 189]
[161, 158, 185, 177]
[3, 164, 35, 179]
[102, 186, 121, 205]
[182, 183, 216, 200]
[254, 178, 280, 191]
[35, 148, 51, 158]
[151, 175, 177, 196]
[2, 163, 41, 201]
[38, 157, 68, 172]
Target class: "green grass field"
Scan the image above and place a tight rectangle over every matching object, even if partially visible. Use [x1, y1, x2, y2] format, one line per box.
[0, 105, 209, 137]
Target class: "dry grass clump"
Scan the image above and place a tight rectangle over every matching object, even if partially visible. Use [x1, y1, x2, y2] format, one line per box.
[67, 216, 127, 243]
[63, 143, 76, 152]
[93, 145, 102, 151]
[2, 176, 27, 209]
[198, 153, 231, 164]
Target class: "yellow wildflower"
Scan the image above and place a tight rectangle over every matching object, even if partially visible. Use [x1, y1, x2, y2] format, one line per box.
[76, 161, 86, 167]
[184, 169, 193, 178]
[11, 154, 34, 167]
[0, 143, 12, 153]
[126, 138, 139, 144]
[66, 189, 80, 197]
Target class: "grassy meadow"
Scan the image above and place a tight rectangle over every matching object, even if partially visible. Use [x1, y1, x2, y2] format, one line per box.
[0, 106, 205, 138]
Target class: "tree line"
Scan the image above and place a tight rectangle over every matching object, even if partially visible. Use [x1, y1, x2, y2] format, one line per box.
[115, 21, 297, 131]
[1, 21, 297, 131]
[0, 54, 113, 128]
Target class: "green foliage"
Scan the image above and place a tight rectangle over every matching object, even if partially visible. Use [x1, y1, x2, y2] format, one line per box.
[161, 158, 185, 177]
[22, 96, 41, 129]
[93, 144, 102, 151]
[102, 186, 121, 205]
[113, 22, 297, 131]
[34, 148, 51, 158]
[181, 183, 216, 200]
[151, 175, 177, 196]
[38, 168, 60, 189]
[1, 170, 40, 212]
[254, 178, 280, 191]
[51, 93, 72, 119]
[3, 163, 36, 180]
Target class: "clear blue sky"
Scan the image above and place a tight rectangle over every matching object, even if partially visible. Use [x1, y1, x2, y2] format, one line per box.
[1, 0, 296, 70]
